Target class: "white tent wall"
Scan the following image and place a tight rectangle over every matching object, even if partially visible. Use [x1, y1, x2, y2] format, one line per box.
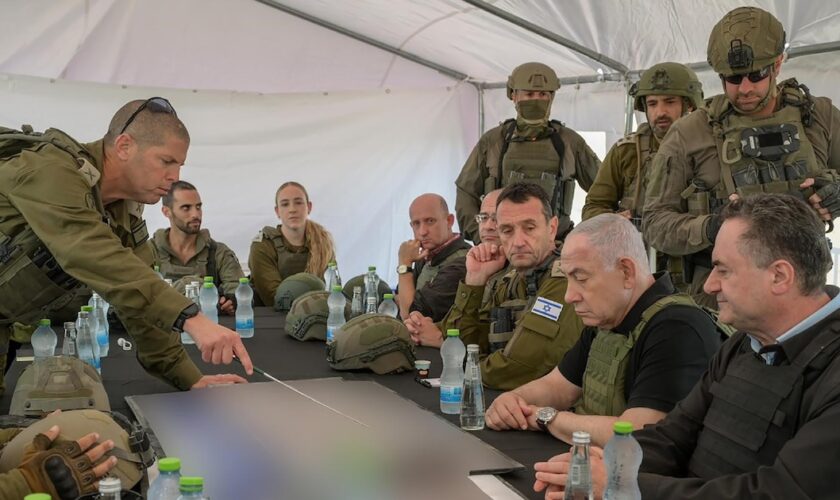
[0, 74, 479, 286]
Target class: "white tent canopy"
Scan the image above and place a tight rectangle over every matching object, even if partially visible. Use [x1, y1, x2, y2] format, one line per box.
[1, 0, 839, 284]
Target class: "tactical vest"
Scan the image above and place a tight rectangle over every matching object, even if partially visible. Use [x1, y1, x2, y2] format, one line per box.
[261, 225, 310, 278]
[488, 250, 560, 353]
[156, 236, 218, 285]
[0, 128, 148, 327]
[684, 79, 820, 216]
[485, 120, 575, 236]
[415, 246, 469, 290]
[576, 294, 697, 416]
[688, 324, 840, 478]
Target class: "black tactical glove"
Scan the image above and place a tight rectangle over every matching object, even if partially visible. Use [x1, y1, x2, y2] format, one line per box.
[706, 214, 723, 244]
[813, 174, 840, 219]
[18, 433, 97, 500]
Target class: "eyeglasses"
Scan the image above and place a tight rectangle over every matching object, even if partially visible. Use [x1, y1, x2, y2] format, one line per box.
[475, 213, 497, 224]
[118, 97, 177, 135]
[720, 65, 772, 86]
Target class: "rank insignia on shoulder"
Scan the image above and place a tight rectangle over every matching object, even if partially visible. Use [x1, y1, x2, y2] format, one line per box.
[551, 260, 565, 278]
[531, 296, 564, 322]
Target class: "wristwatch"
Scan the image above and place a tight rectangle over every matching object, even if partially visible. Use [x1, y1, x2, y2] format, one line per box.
[535, 407, 559, 432]
[172, 303, 200, 333]
[397, 264, 413, 275]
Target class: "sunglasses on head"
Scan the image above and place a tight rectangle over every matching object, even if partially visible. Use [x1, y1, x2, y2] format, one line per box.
[720, 65, 772, 85]
[118, 97, 177, 135]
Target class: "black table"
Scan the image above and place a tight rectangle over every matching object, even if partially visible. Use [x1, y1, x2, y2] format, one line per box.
[1, 308, 569, 499]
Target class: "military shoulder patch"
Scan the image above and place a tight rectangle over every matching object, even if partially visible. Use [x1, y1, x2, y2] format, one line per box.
[76, 158, 101, 187]
[531, 296, 564, 322]
[551, 260, 565, 278]
[613, 133, 637, 148]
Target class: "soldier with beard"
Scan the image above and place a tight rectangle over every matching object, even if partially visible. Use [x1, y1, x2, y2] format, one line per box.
[455, 62, 601, 244]
[150, 181, 245, 315]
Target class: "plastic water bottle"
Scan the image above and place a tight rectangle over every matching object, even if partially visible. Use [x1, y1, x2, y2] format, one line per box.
[177, 476, 208, 500]
[326, 285, 346, 344]
[365, 296, 377, 314]
[182, 285, 198, 344]
[350, 286, 364, 318]
[76, 311, 100, 373]
[603, 421, 642, 500]
[235, 277, 255, 338]
[90, 293, 110, 357]
[89, 293, 111, 322]
[62, 322, 76, 357]
[364, 266, 380, 308]
[460, 344, 485, 430]
[148, 457, 182, 500]
[199, 282, 219, 324]
[98, 476, 121, 499]
[440, 329, 466, 414]
[324, 262, 338, 291]
[154, 265, 164, 279]
[31, 319, 57, 361]
[377, 293, 398, 317]
[565, 431, 594, 500]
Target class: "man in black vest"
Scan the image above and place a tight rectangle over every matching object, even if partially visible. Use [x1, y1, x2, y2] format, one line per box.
[534, 193, 840, 499]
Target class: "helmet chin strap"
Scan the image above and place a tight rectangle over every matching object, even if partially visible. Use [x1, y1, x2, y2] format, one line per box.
[730, 71, 778, 115]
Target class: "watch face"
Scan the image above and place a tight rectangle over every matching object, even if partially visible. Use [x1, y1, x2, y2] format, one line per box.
[537, 407, 557, 422]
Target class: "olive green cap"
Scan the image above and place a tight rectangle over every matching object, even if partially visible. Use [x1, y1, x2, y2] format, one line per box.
[613, 421, 633, 434]
[707, 6, 785, 76]
[239, 277, 249, 284]
[332, 285, 343, 292]
[81, 305, 93, 312]
[506, 62, 560, 99]
[446, 329, 460, 337]
[159, 457, 181, 472]
[203, 276, 214, 282]
[203, 282, 214, 289]
[383, 293, 394, 299]
[631, 62, 703, 111]
[38, 318, 50, 326]
[24, 494, 51, 500]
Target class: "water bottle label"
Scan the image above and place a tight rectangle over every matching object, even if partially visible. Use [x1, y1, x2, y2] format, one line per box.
[236, 318, 254, 330]
[96, 332, 108, 344]
[326, 326, 336, 343]
[570, 464, 581, 485]
[440, 385, 462, 404]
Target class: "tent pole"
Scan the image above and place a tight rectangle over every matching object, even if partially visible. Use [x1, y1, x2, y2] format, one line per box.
[624, 88, 635, 136]
[476, 82, 486, 134]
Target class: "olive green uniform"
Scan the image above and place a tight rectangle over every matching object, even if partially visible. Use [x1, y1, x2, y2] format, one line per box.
[248, 225, 335, 306]
[582, 123, 658, 223]
[455, 121, 601, 243]
[150, 228, 245, 295]
[0, 137, 202, 391]
[445, 253, 584, 390]
[0, 428, 28, 498]
[643, 82, 840, 308]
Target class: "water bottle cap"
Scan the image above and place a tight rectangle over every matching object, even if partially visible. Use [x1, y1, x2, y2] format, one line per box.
[383, 293, 394, 299]
[154, 265, 160, 271]
[38, 318, 51, 326]
[98, 476, 121, 493]
[64, 322, 76, 329]
[571, 431, 591, 444]
[613, 421, 633, 435]
[81, 306, 93, 312]
[332, 285, 343, 292]
[329, 261, 337, 266]
[23, 494, 51, 500]
[239, 277, 250, 284]
[180, 476, 204, 492]
[203, 282, 214, 288]
[204, 276, 214, 282]
[353, 286, 362, 293]
[466, 344, 479, 352]
[158, 456, 181, 472]
[368, 266, 376, 271]
[446, 329, 460, 337]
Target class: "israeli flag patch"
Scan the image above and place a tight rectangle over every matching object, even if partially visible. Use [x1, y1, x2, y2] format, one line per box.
[531, 296, 564, 322]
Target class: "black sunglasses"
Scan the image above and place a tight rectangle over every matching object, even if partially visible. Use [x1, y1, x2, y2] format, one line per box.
[118, 97, 177, 135]
[720, 65, 772, 86]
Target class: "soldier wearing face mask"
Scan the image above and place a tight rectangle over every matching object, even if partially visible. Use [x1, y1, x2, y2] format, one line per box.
[455, 62, 601, 244]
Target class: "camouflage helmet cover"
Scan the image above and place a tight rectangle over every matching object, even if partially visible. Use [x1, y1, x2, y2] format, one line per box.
[273, 272, 325, 312]
[707, 6, 785, 75]
[327, 314, 416, 375]
[0, 409, 148, 489]
[631, 62, 704, 111]
[10, 356, 110, 417]
[285, 290, 352, 341]
[506, 62, 561, 99]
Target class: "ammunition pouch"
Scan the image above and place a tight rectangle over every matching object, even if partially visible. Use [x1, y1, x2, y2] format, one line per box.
[489, 298, 528, 354]
[683, 249, 713, 285]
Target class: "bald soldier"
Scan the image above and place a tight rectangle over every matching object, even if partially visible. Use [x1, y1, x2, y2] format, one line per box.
[455, 62, 601, 244]
[396, 194, 471, 322]
[405, 189, 507, 346]
[0, 98, 252, 392]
